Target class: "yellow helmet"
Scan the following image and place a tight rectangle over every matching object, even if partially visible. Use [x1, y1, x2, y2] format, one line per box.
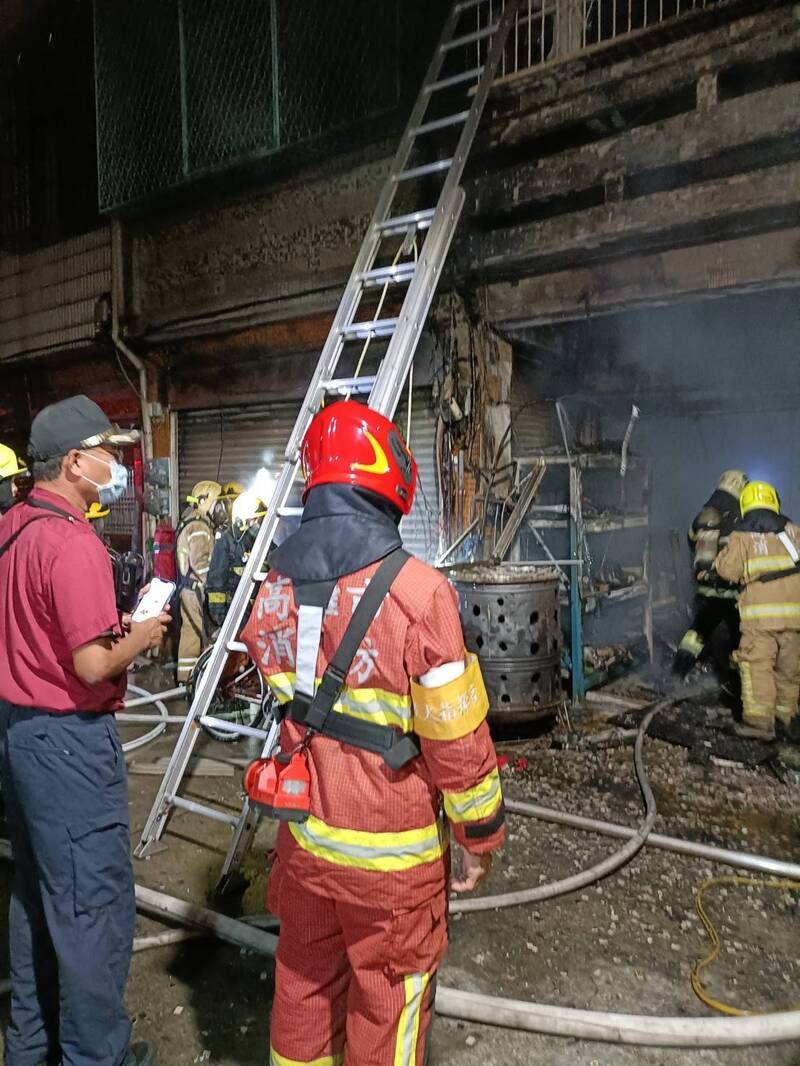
[187, 480, 222, 517]
[86, 501, 111, 520]
[220, 481, 245, 500]
[232, 489, 267, 526]
[0, 443, 27, 481]
[740, 480, 780, 517]
[718, 469, 748, 498]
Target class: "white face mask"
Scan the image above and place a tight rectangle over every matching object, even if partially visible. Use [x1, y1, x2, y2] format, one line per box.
[78, 451, 129, 505]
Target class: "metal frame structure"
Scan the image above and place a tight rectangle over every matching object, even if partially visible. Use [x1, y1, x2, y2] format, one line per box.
[135, 0, 521, 884]
[516, 451, 653, 702]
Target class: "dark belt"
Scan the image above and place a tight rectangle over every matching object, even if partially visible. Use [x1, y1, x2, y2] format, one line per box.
[281, 677, 421, 771]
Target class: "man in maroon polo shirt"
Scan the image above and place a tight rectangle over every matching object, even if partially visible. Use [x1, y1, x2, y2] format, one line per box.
[0, 396, 168, 1066]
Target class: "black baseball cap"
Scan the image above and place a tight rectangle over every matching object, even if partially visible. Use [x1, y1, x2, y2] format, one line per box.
[28, 395, 140, 462]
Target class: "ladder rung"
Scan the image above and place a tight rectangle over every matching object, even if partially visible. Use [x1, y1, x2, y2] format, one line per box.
[395, 158, 453, 182]
[426, 66, 485, 92]
[455, 0, 489, 11]
[412, 110, 470, 136]
[226, 640, 248, 653]
[320, 375, 377, 394]
[359, 263, 416, 288]
[277, 506, 304, 517]
[443, 23, 499, 51]
[340, 318, 399, 340]
[200, 715, 272, 741]
[169, 795, 240, 827]
[376, 209, 436, 236]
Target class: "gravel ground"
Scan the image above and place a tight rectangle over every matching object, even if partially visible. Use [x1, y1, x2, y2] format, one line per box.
[1, 684, 799, 1065]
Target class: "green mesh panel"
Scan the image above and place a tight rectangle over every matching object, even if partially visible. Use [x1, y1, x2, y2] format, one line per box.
[94, 0, 406, 211]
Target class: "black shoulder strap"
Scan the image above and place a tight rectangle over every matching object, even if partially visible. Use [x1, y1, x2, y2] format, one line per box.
[326, 548, 411, 686]
[0, 498, 76, 560]
[303, 547, 410, 730]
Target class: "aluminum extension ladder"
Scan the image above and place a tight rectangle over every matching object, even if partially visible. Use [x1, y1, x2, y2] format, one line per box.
[135, 0, 519, 885]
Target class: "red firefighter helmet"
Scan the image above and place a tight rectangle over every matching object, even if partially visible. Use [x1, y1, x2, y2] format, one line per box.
[301, 401, 417, 515]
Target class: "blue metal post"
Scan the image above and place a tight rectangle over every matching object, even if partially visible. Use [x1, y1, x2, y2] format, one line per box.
[569, 462, 585, 702]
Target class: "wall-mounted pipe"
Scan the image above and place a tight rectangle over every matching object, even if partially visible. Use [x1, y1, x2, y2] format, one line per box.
[111, 218, 154, 551]
[111, 220, 152, 464]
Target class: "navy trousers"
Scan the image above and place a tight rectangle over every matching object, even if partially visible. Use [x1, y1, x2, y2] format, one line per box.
[0, 704, 134, 1066]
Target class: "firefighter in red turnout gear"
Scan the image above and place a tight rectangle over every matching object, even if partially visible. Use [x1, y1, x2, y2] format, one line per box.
[242, 401, 505, 1066]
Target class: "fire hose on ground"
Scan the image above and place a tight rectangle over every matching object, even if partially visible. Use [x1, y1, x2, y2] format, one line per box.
[450, 698, 664, 915]
[1, 698, 799, 1047]
[119, 684, 174, 754]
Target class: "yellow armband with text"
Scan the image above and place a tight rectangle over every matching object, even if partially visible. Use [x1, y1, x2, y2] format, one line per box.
[411, 653, 489, 741]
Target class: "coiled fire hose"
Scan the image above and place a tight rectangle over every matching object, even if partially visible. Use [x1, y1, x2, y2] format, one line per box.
[450, 698, 666, 914]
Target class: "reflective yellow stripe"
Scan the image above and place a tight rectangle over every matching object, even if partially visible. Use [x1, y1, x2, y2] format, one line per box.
[744, 555, 795, 578]
[740, 603, 800, 621]
[266, 671, 295, 703]
[265, 672, 413, 731]
[678, 630, 704, 657]
[394, 972, 430, 1066]
[207, 591, 228, 604]
[289, 815, 446, 872]
[270, 1049, 343, 1066]
[696, 585, 737, 599]
[443, 768, 502, 824]
[738, 661, 774, 718]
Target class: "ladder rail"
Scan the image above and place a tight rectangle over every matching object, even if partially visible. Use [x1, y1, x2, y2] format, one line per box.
[371, 0, 519, 417]
[284, 2, 465, 460]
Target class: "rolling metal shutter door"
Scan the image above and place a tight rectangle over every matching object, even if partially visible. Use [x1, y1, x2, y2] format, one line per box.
[396, 389, 439, 563]
[178, 391, 439, 562]
[178, 402, 303, 507]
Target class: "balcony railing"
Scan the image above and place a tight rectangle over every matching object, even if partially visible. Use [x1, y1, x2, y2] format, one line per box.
[473, 0, 724, 77]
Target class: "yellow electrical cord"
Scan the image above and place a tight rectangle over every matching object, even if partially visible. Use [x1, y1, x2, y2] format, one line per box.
[691, 874, 800, 1015]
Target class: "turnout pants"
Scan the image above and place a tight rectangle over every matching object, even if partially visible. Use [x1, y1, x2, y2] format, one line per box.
[178, 586, 206, 682]
[0, 704, 134, 1066]
[267, 861, 445, 1066]
[676, 595, 740, 675]
[734, 628, 800, 730]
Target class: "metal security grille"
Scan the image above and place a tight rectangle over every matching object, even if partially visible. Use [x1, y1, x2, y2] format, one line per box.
[94, 0, 413, 212]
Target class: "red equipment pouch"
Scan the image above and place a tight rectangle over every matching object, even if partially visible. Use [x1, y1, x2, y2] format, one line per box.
[244, 750, 311, 823]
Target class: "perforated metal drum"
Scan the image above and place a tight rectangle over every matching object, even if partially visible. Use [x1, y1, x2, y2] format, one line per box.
[442, 564, 563, 722]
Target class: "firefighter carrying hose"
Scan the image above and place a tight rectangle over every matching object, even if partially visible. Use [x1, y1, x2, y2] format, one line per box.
[715, 480, 800, 740]
[176, 480, 224, 682]
[241, 401, 505, 1066]
[673, 469, 748, 679]
[206, 489, 266, 627]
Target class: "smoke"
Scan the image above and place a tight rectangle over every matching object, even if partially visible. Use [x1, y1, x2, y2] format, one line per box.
[251, 466, 277, 507]
[517, 288, 800, 636]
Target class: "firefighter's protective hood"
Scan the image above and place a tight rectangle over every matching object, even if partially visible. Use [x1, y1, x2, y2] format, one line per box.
[269, 483, 403, 582]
